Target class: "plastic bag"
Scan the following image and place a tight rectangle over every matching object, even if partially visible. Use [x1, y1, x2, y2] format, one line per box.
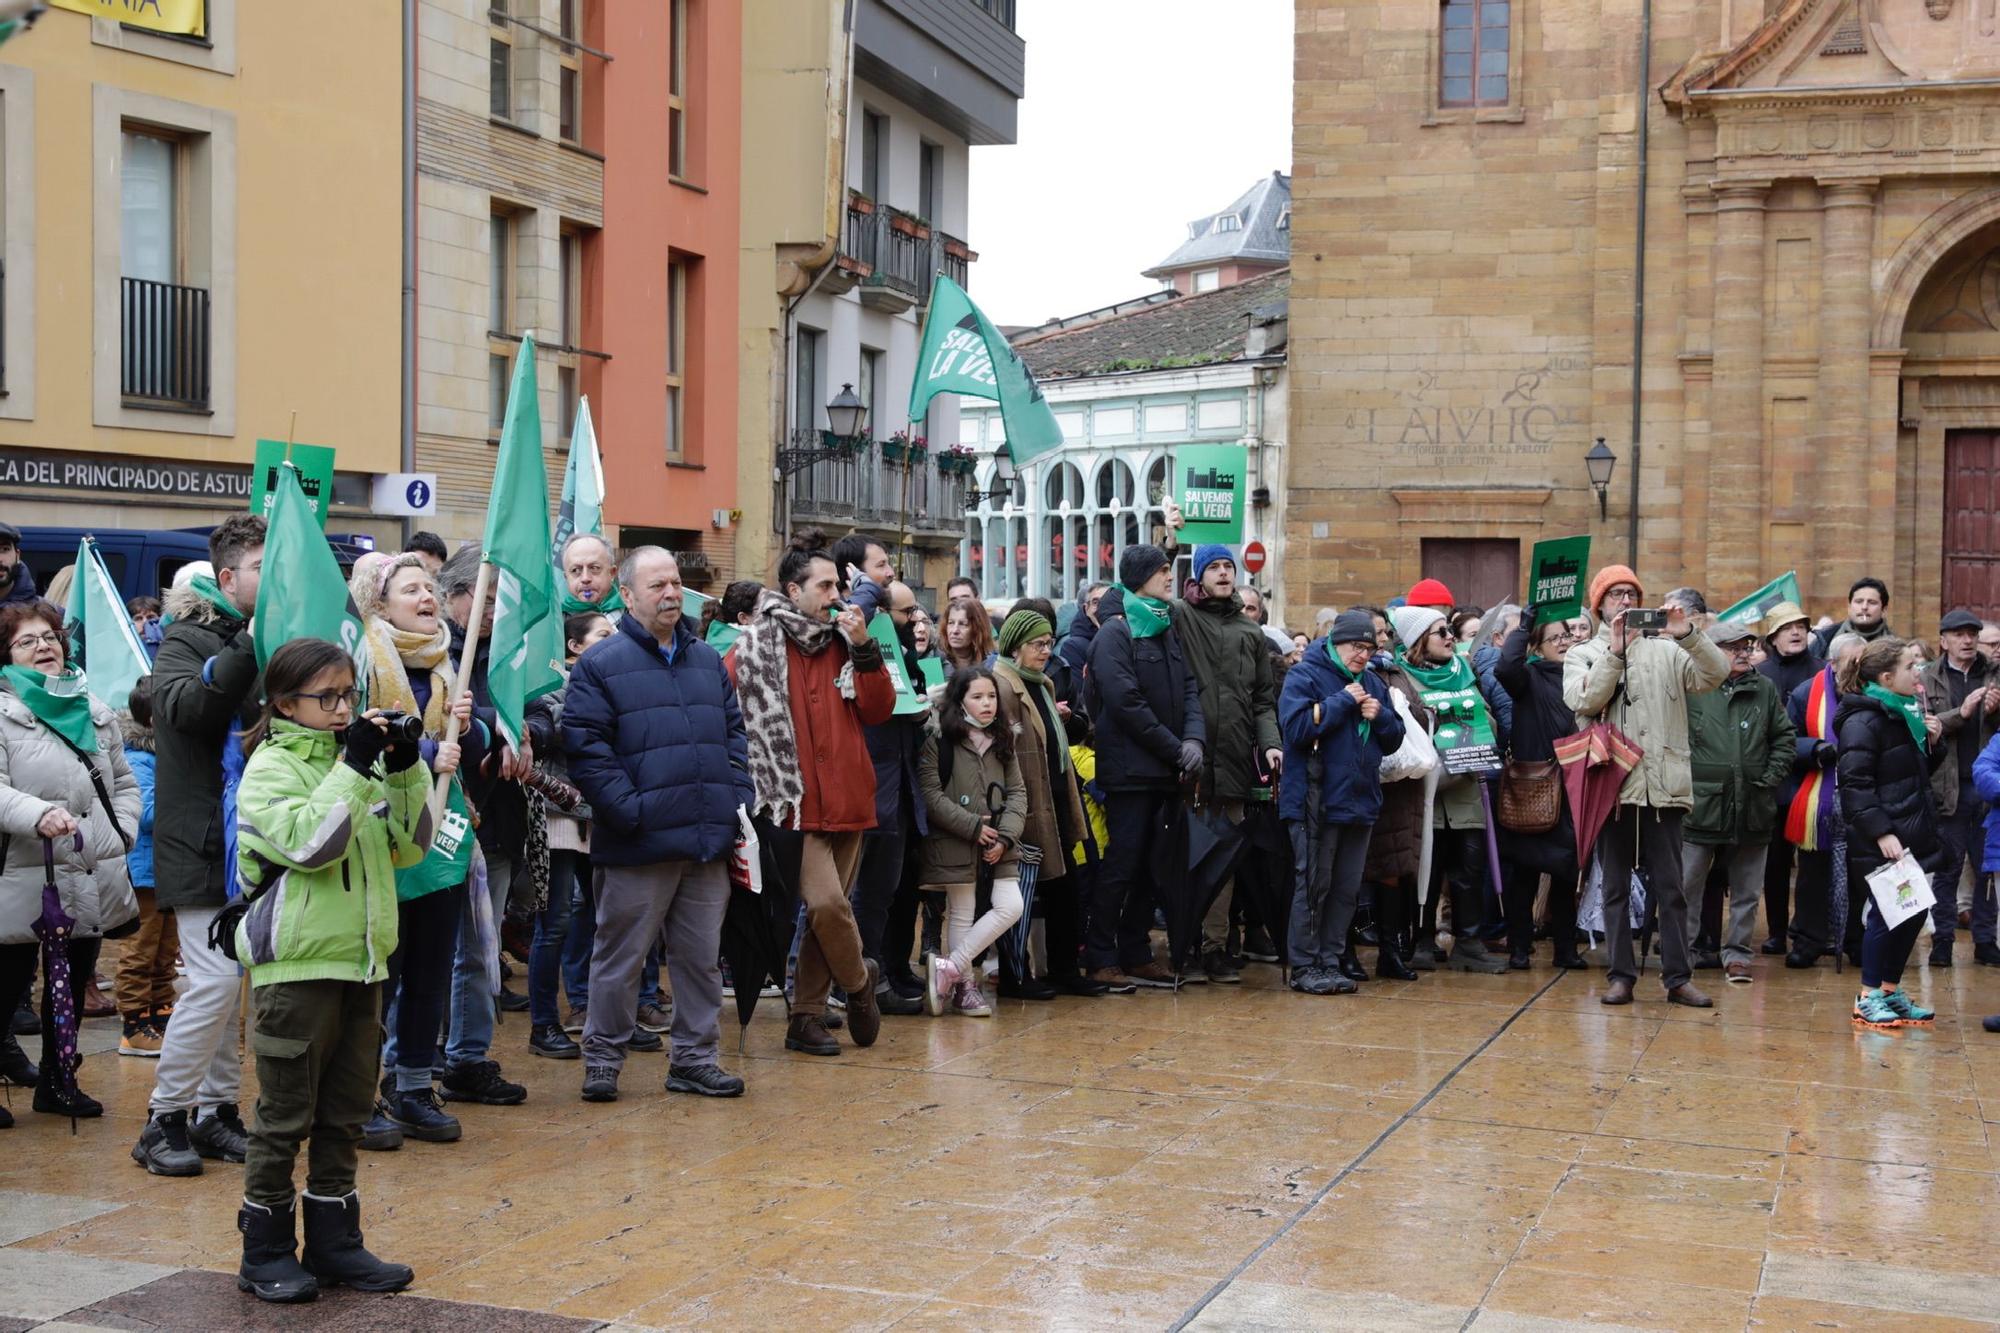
[1379, 687, 1440, 783]
[729, 806, 763, 895]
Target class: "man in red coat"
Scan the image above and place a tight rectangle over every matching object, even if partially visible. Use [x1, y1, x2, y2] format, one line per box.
[728, 542, 896, 1056]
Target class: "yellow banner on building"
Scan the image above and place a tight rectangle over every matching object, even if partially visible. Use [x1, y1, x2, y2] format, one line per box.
[48, 0, 204, 38]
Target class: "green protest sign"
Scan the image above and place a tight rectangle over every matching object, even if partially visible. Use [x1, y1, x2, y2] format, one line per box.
[1527, 535, 1591, 622]
[867, 610, 928, 716]
[919, 657, 946, 690]
[1418, 685, 1502, 776]
[251, 440, 336, 529]
[1174, 444, 1246, 544]
[1718, 572, 1802, 628]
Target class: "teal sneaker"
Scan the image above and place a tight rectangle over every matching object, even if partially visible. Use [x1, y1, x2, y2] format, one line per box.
[1852, 989, 1903, 1030]
[1880, 989, 1935, 1025]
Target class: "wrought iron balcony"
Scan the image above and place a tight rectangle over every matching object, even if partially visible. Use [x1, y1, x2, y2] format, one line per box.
[121, 276, 211, 410]
[835, 197, 976, 310]
[787, 428, 968, 537]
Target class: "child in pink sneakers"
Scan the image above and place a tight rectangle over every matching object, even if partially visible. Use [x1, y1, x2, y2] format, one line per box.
[917, 667, 1027, 1017]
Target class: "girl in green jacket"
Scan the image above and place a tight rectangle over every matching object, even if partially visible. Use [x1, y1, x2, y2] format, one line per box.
[231, 639, 433, 1306]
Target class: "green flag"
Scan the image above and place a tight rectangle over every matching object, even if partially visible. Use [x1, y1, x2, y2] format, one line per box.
[551, 395, 604, 575]
[1718, 572, 1802, 629]
[485, 336, 566, 749]
[908, 274, 1063, 466]
[63, 537, 151, 710]
[253, 463, 372, 687]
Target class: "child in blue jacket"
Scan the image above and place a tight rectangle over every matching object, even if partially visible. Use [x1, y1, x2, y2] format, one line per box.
[114, 675, 176, 1055]
[1279, 609, 1405, 996]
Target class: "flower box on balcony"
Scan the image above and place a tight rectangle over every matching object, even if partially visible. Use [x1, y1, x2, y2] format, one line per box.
[820, 430, 870, 459]
[942, 237, 977, 261]
[848, 191, 875, 215]
[883, 431, 930, 465]
[938, 451, 977, 476]
[887, 211, 931, 240]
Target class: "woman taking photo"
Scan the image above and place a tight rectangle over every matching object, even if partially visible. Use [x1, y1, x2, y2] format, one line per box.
[352, 554, 474, 1147]
[1836, 637, 1947, 1029]
[992, 605, 1099, 997]
[232, 638, 433, 1303]
[0, 600, 141, 1121]
[1493, 608, 1586, 970]
[917, 666, 1028, 1016]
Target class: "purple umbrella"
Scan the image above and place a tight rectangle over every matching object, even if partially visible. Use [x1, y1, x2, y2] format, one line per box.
[32, 834, 84, 1132]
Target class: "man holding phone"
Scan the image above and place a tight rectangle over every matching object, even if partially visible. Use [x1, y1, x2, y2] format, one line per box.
[1564, 565, 1730, 1006]
[1922, 609, 2000, 965]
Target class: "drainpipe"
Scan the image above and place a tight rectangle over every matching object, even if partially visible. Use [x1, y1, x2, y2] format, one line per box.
[1626, 0, 1652, 565]
[400, 0, 418, 548]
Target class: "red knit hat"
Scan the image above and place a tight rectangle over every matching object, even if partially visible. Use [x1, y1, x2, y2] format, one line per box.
[1587, 564, 1643, 613]
[1407, 577, 1454, 609]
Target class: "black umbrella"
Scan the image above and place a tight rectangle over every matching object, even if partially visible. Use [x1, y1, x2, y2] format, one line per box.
[718, 818, 804, 1032]
[1150, 786, 1249, 977]
[1236, 801, 1294, 968]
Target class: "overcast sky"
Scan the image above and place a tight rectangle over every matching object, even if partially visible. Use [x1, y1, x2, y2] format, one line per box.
[967, 2, 1293, 330]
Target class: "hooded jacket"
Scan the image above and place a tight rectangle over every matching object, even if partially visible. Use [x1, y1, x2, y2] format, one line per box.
[0, 683, 140, 944]
[1277, 640, 1406, 825]
[153, 579, 262, 911]
[121, 712, 156, 889]
[1684, 669, 1795, 846]
[1563, 620, 1730, 809]
[915, 727, 1026, 885]
[1084, 593, 1206, 792]
[1170, 590, 1281, 801]
[233, 721, 433, 986]
[1835, 690, 1945, 880]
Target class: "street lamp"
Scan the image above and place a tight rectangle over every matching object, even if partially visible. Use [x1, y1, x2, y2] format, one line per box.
[825, 382, 867, 443]
[777, 383, 871, 477]
[965, 442, 1017, 511]
[1585, 437, 1617, 520]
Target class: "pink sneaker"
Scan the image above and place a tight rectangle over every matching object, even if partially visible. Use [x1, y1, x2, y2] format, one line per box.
[925, 955, 962, 1017]
[953, 977, 993, 1017]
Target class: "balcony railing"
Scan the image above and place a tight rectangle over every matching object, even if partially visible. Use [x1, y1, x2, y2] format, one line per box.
[840, 198, 975, 307]
[788, 429, 967, 535]
[121, 276, 211, 410]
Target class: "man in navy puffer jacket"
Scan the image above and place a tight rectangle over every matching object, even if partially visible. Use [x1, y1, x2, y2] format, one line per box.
[562, 547, 755, 1103]
[1279, 610, 1406, 995]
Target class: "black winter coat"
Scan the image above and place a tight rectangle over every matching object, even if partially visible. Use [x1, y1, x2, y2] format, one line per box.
[1492, 626, 1578, 876]
[1084, 603, 1205, 792]
[1835, 691, 1946, 881]
[1762, 649, 1824, 805]
[151, 584, 261, 910]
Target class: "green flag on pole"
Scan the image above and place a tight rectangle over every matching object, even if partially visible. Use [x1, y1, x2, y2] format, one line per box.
[253, 463, 372, 687]
[551, 394, 604, 575]
[63, 537, 151, 710]
[1717, 572, 1803, 629]
[908, 274, 1064, 467]
[485, 336, 566, 749]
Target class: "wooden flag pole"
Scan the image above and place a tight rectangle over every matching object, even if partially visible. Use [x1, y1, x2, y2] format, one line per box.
[431, 557, 494, 823]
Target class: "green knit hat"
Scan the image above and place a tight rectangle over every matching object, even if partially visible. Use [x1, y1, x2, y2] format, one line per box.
[996, 609, 1054, 657]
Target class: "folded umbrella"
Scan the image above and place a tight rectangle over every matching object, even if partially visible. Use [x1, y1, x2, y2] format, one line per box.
[1151, 788, 1248, 977]
[1236, 801, 1295, 968]
[33, 835, 84, 1133]
[719, 820, 805, 1031]
[1004, 845, 1044, 977]
[1554, 723, 1644, 867]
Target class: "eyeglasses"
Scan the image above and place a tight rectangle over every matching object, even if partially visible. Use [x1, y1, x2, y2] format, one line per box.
[9, 632, 62, 651]
[1601, 588, 1640, 603]
[288, 688, 361, 711]
[1024, 637, 1055, 652]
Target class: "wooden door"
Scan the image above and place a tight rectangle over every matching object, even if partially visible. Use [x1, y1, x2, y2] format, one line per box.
[1420, 538, 1520, 609]
[1945, 431, 2000, 618]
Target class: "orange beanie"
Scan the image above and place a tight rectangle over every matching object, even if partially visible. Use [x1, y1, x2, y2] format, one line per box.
[1586, 564, 1642, 613]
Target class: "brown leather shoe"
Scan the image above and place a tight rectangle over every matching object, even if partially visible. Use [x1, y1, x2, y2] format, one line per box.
[1724, 961, 1753, 985]
[1667, 982, 1713, 1008]
[82, 978, 116, 1019]
[1086, 967, 1137, 994]
[846, 961, 882, 1048]
[1124, 961, 1179, 989]
[784, 1014, 840, 1056]
[1601, 977, 1634, 1006]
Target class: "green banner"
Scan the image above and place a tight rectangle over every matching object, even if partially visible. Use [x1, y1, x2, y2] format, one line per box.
[252, 440, 336, 529]
[908, 275, 1064, 467]
[1527, 535, 1591, 622]
[1173, 444, 1246, 544]
[868, 610, 928, 716]
[1718, 571, 1802, 628]
[919, 657, 946, 690]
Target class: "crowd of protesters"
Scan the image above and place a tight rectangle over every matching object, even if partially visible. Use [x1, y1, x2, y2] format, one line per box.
[1, 511, 1999, 1303]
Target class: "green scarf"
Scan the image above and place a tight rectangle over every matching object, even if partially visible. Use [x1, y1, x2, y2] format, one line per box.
[3, 666, 98, 752]
[705, 620, 740, 654]
[997, 655, 1070, 773]
[1864, 683, 1927, 750]
[190, 575, 246, 622]
[1125, 593, 1172, 640]
[1323, 641, 1370, 746]
[561, 586, 624, 616]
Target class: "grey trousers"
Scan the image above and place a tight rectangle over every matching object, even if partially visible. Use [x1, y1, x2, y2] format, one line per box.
[1682, 840, 1769, 965]
[582, 858, 728, 1070]
[1287, 820, 1373, 971]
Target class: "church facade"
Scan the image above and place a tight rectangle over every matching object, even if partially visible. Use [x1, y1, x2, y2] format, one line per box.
[1290, 0, 2000, 624]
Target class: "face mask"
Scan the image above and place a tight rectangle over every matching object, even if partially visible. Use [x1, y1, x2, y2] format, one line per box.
[962, 708, 994, 731]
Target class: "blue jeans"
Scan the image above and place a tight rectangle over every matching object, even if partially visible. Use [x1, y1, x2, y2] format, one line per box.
[446, 850, 518, 1069]
[559, 855, 661, 1015]
[530, 851, 579, 1029]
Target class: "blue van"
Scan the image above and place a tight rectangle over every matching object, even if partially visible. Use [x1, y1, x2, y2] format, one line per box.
[18, 526, 376, 605]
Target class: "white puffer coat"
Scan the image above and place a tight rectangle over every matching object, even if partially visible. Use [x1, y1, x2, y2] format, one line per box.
[0, 683, 141, 944]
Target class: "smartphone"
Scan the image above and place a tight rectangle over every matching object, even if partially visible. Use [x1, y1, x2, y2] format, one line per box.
[1625, 608, 1669, 633]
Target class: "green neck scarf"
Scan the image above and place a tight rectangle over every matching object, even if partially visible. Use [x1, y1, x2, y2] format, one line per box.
[1124, 593, 1172, 639]
[561, 586, 624, 616]
[190, 575, 246, 622]
[1322, 640, 1371, 745]
[1864, 683, 1927, 750]
[1397, 649, 1475, 696]
[997, 657, 1070, 772]
[3, 667, 97, 752]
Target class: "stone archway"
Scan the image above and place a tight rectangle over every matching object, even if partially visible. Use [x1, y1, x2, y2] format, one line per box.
[1876, 185, 2000, 349]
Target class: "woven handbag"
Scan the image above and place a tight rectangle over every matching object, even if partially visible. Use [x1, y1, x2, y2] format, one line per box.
[1496, 758, 1561, 833]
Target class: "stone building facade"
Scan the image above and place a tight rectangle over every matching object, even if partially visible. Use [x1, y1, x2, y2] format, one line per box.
[1291, 0, 2000, 623]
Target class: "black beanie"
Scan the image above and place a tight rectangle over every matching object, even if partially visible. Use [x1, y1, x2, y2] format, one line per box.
[1119, 544, 1171, 592]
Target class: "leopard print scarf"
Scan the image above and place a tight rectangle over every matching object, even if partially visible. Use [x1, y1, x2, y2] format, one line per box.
[732, 588, 853, 828]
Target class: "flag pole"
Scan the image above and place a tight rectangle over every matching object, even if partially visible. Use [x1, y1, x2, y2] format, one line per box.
[432, 557, 493, 822]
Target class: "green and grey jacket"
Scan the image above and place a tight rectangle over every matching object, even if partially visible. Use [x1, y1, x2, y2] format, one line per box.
[234, 721, 434, 988]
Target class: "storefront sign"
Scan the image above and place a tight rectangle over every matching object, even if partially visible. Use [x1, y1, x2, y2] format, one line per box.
[0, 446, 369, 509]
[1174, 444, 1246, 544]
[49, 0, 204, 36]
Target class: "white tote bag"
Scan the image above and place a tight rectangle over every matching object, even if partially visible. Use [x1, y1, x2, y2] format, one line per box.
[1379, 687, 1440, 783]
[1864, 852, 1934, 930]
[730, 807, 764, 895]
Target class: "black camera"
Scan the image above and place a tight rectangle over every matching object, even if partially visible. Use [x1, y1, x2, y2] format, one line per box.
[1625, 608, 1669, 634]
[375, 711, 427, 743]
